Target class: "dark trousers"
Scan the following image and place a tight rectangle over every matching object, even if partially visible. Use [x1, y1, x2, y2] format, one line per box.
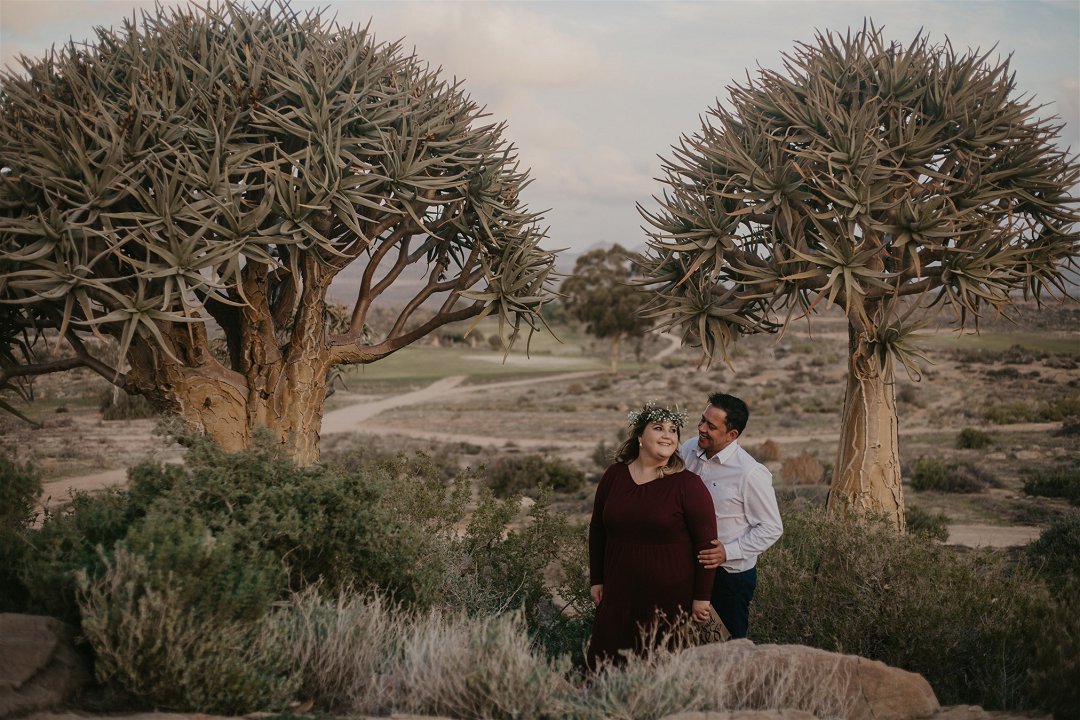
[711, 566, 757, 639]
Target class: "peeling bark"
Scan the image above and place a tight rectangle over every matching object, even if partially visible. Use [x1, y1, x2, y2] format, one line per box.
[826, 324, 905, 531]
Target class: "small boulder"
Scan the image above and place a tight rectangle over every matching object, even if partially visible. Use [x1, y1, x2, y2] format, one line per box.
[681, 640, 940, 720]
[0, 614, 88, 719]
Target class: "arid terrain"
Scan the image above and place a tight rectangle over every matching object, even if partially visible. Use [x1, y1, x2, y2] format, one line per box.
[3, 302, 1077, 547]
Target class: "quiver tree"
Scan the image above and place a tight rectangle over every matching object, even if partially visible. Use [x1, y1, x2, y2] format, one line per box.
[561, 244, 651, 372]
[637, 25, 1079, 530]
[0, 1, 556, 463]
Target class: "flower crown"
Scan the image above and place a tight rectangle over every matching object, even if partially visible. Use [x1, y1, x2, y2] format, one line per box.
[627, 402, 688, 430]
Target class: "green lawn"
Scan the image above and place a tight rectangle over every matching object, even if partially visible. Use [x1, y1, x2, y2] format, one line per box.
[340, 346, 610, 385]
[918, 330, 1079, 355]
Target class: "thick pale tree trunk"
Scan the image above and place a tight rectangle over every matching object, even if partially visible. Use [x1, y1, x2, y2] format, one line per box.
[126, 259, 333, 466]
[131, 351, 330, 465]
[826, 324, 906, 531]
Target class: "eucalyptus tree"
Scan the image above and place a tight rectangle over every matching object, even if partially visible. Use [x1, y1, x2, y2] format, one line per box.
[638, 26, 1079, 529]
[0, 1, 556, 463]
[561, 244, 651, 372]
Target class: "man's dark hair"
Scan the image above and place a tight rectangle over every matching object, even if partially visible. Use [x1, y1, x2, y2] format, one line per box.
[707, 392, 749, 435]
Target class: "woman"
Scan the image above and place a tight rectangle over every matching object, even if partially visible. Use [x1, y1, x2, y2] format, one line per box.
[587, 402, 717, 670]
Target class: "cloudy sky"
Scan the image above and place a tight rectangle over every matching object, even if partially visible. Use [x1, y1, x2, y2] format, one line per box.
[2, 0, 1077, 256]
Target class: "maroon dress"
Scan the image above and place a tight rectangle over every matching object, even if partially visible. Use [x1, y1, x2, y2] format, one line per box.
[587, 463, 717, 669]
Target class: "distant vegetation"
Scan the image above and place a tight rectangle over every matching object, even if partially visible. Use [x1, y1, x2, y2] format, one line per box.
[3, 436, 1078, 717]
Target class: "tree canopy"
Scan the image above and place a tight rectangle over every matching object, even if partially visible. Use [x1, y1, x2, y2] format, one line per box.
[561, 244, 651, 371]
[637, 25, 1079, 527]
[0, 1, 556, 461]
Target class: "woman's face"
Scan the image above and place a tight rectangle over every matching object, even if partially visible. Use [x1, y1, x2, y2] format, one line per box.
[638, 420, 680, 462]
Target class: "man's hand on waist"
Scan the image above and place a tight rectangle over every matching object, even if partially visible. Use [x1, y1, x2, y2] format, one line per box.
[698, 539, 727, 569]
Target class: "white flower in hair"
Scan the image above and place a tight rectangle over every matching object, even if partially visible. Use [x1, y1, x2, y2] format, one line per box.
[627, 402, 688, 430]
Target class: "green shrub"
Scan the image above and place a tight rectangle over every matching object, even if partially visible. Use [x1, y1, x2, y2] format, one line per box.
[909, 457, 992, 493]
[20, 486, 146, 621]
[1025, 578, 1080, 720]
[956, 427, 992, 450]
[982, 401, 1038, 424]
[77, 547, 298, 713]
[485, 454, 586, 498]
[591, 441, 614, 470]
[754, 508, 1060, 710]
[1027, 511, 1080, 590]
[1023, 466, 1080, 505]
[0, 453, 41, 611]
[1057, 416, 1080, 436]
[99, 389, 158, 420]
[19, 433, 590, 710]
[983, 396, 1080, 425]
[905, 506, 949, 542]
[444, 486, 592, 662]
[16, 434, 463, 708]
[1037, 395, 1080, 422]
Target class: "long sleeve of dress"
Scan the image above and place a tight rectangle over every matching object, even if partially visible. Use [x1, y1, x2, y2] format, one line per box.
[588, 465, 615, 586]
[681, 473, 718, 601]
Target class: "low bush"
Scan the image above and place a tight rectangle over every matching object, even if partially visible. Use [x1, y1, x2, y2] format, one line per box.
[591, 441, 614, 470]
[905, 505, 949, 542]
[779, 452, 824, 485]
[955, 427, 992, 450]
[1025, 578, 1080, 720]
[1058, 415, 1080, 436]
[983, 396, 1080, 424]
[909, 457, 993, 493]
[98, 389, 158, 420]
[11, 433, 592, 711]
[1027, 511, 1080, 589]
[485, 454, 586, 498]
[0, 453, 41, 611]
[1023, 466, 1080, 505]
[751, 439, 781, 463]
[77, 547, 297, 713]
[754, 508, 1065, 711]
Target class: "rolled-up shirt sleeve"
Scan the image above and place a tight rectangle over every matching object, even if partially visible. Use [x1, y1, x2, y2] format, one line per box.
[722, 465, 783, 562]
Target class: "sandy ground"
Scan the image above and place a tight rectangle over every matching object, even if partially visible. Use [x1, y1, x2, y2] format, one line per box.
[40, 357, 1054, 549]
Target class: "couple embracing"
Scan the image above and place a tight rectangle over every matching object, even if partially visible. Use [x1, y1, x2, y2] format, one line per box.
[587, 393, 784, 670]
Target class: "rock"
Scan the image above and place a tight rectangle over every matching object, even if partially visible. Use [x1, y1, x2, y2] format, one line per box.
[662, 712, 818, 720]
[931, 707, 1052, 720]
[681, 640, 940, 720]
[0, 614, 88, 719]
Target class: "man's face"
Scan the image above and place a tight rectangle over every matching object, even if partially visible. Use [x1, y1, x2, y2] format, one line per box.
[697, 404, 739, 458]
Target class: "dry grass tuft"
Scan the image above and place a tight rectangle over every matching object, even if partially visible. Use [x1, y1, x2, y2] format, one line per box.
[577, 639, 854, 720]
[780, 452, 826, 485]
[753, 439, 782, 462]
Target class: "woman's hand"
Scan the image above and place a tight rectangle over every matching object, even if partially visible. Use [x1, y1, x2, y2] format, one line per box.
[691, 599, 712, 623]
[591, 584, 603, 605]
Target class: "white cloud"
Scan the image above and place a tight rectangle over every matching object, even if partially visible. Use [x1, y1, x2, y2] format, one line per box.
[324, 1, 615, 93]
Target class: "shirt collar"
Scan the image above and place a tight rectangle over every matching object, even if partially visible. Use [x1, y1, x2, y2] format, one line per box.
[697, 438, 741, 464]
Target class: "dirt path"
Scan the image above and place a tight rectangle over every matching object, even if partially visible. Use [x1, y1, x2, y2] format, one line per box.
[321, 370, 603, 435]
[946, 524, 1045, 547]
[43, 369, 606, 503]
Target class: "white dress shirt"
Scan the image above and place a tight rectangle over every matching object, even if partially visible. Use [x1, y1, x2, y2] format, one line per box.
[679, 437, 784, 573]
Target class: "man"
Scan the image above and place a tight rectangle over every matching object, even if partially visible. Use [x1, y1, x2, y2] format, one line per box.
[679, 392, 783, 639]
